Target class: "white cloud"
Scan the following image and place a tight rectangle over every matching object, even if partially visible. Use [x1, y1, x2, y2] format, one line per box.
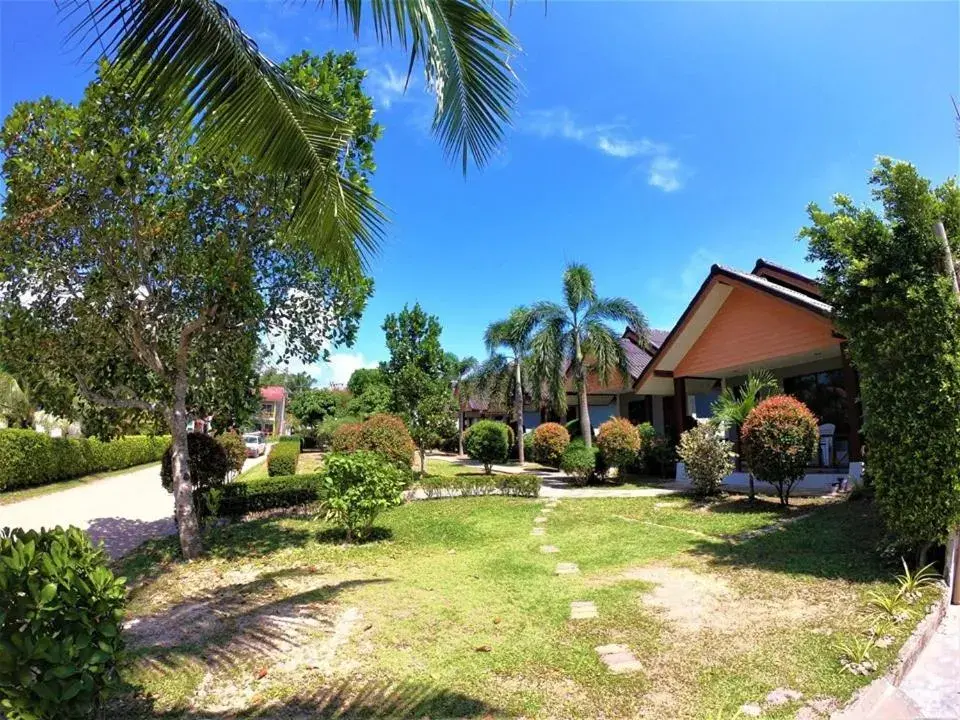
[366, 64, 415, 109]
[254, 29, 288, 59]
[325, 353, 377, 385]
[648, 156, 682, 193]
[518, 107, 685, 192]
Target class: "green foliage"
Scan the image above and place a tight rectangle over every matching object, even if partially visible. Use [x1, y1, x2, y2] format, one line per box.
[647, 434, 677, 478]
[0, 371, 34, 429]
[346, 383, 393, 418]
[267, 440, 301, 477]
[277, 435, 304, 446]
[347, 368, 387, 397]
[531, 422, 570, 467]
[560, 440, 599, 486]
[381, 304, 455, 467]
[314, 417, 358, 450]
[741, 396, 819, 505]
[523, 432, 535, 463]
[498, 474, 541, 497]
[596, 417, 642, 469]
[320, 451, 406, 541]
[711, 370, 778, 428]
[287, 388, 343, 427]
[161, 433, 231, 493]
[0, 431, 169, 492]
[331, 422, 364, 453]
[212, 474, 325, 518]
[895, 560, 940, 603]
[464, 420, 510, 473]
[217, 432, 246, 474]
[677, 423, 734, 498]
[257, 367, 314, 398]
[528, 264, 648, 445]
[835, 635, 877, 676]
[803, 158, 960, 548]
[0, 526, 126, 718]
[415, 472, 540, 499]
[358, 414, 415, 469]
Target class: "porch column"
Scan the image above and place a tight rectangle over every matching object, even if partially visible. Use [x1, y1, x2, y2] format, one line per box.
[672, 377, 687, 444]
[841, 343, 862, 462]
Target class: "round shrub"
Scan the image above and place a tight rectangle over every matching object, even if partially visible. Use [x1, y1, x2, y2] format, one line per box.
[217, 431, 246, 474]
[741, 395, 819, 505]
[596, 417, 641, 470]
[464, 420, 510, 473]
[359, 414, 415, 469]
[321, 451, 407, 542]
[331, 422, 364, 453]
[677, 423, 734, 497]
[560, 440, 597, 486]
[532, 422, 570, 467]
[160, 432, 231, 494]
[523, 432, 534, 462]
[314, 416, 357, 450]
[0, 526, 126, 718]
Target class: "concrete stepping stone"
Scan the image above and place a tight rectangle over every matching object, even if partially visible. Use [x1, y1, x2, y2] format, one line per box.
[594, 643, 642, 674]
[555, 562, 579, 575]
[540, 545, 559, 554]
[531, 527, 546, 536]
[533, 516, 548, 524]
[570, 601, 598, 620]
[541, 508, 554, 513]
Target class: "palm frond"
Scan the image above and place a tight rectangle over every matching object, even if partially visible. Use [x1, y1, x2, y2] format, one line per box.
[484, 306, 536, 356]
[711, 370, 778, 426]
[562, 263, 597, 315]
[62, 0, 519, 264]
[585, 297, 648, 340]
[583, 321, 629, 389]
[529, 317, 568, 414]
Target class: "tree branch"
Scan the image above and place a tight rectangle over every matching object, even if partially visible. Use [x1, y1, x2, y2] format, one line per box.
[75, 376, 161, 413]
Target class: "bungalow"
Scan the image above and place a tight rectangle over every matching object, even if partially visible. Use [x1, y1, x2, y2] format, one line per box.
[634, 259, 863, 490]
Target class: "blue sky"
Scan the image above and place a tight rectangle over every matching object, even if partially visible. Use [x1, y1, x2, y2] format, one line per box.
[2, 1, 958, 385]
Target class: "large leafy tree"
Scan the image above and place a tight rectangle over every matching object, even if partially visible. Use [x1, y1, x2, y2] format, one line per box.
[480, 308, 537, 464]
[0, 58, 374, 559]
[258, 368, 315, 398]
[346, 368, 393, 418]
[288, 388, 343, 428]
[62, 0, 519, 263]
[529, 265, 648, 447]
[382, 304, 454, 472]
[803, 158, 960, 558]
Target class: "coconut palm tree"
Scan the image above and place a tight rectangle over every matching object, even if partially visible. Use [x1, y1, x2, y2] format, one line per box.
[711, 369, 778, 500]
[481, 307, 537, 464]
[449, 354, 479, 456]
[529, 264, 648, 448]
[63, 0, 519, 268]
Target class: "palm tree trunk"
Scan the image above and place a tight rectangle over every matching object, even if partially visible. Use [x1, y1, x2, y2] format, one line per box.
[458, 407, 465, 456]
[574, 334, 592, 447]
[514, 360, 525, 465]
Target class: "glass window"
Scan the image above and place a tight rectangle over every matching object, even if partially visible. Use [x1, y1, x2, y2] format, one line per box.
[782, 370, 848, 433]
[628, 399, 649, 424]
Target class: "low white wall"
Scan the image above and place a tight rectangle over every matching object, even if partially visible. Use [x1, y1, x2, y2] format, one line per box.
[675, 462, 863, 493]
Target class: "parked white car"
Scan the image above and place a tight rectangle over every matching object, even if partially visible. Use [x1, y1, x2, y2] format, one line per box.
[243, 432, 266, 458]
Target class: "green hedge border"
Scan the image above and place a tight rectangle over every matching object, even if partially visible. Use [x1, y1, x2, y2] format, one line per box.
[267, 440, 300, 477]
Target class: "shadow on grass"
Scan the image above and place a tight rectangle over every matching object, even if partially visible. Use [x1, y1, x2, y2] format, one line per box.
[689, 498, 892, 582]
[112, 676, 500, 718]
[315, 526, 394, 544]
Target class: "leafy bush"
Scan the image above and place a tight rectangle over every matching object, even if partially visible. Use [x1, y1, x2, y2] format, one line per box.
[455, 474, 499, 496]
[636, 421, 658, 461]
[331, 421, 364, 453]
[0, 430, 170, 492]
[531, 422, 570, 467]
[596, 417, 641, 470]
[647, 435, 677, 478]
[320, 451, 406, 541]
[277, 435, 303, 449]
[464, 420, 510, 473]
[161, 432, 231, 492]
[560, 440, 598, 486]
[359, 414, 415, 469]
[0, 526, 126, 718]
[741, 395, 819, 505]
[267, 439, 300, 477]
[677, 423, 734, 497]
[498, 474, 541, 497]
[314, 417, 357, 450]
[212, 473, 324, 518]
[217, 432, 246, 474]
[523, 432, 535, 462]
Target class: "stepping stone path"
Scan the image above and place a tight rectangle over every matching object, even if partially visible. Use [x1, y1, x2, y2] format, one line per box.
[555, 562, 579, 575]
[534, 516, 548, 524]
[594, 643, 642, 674]
[531, 527, 546, 536]
[540, 545, 559, 554]
[570, 601, 598, 620]
[541, 508, 554, 513]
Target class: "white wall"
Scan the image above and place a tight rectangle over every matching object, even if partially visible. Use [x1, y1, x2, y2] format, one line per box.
[651, 398, 665, 433]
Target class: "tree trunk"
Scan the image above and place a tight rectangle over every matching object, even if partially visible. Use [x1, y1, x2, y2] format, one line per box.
[419, 446, 426, 474]
[458, 408, 465, 456]
[169, 400, 203, 559]
[748, 473, 755, 502]
[573, 334, 591, 447]
[514, 360, 525, 465]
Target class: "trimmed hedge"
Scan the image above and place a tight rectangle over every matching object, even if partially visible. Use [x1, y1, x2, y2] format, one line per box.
[0, 430, 170, 492]
[267, 440, 300, 477]
[211, 473, 324, 518]
[277, 435, 303, 449]
[415, 473, 540, 498]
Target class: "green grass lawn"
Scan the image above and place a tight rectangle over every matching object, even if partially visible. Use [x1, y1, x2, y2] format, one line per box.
[113, 494, 925, 719]
[0, 461, 162, 505]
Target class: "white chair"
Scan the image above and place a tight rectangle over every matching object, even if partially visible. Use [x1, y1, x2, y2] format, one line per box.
[818, 424, 835, 467]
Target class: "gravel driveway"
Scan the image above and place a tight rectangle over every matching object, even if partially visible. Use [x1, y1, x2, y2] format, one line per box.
[0, 452, 270, 559]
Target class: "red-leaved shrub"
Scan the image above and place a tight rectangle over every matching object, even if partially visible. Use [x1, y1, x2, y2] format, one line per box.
[531, 423, 570, 467]
[596, 417, 641, 470]
[331, 422, 364, 454]
[359, 414, 415, 469]
[741, 395, 818, 505]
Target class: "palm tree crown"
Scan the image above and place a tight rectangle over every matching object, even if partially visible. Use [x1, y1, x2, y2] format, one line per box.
[530, 264, 648, 447]
[65, 0, 519, 269]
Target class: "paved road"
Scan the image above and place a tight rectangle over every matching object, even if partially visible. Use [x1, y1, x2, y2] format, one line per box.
[0, 453, 269, 559]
